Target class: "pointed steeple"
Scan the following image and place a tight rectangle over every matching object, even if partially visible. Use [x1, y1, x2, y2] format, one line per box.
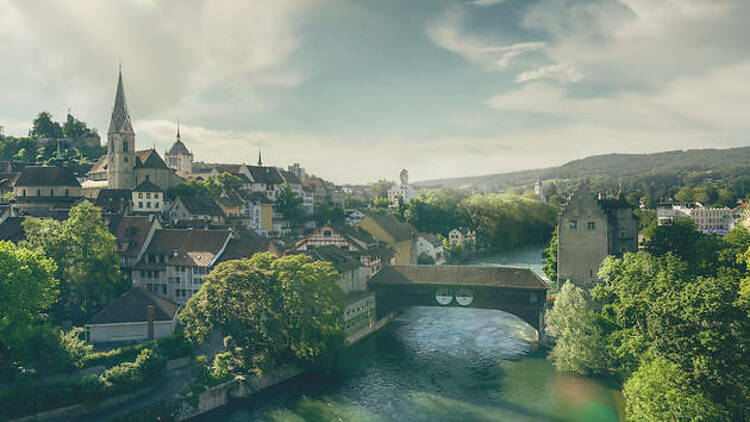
[257, 150, 263, 167]
[176, 120, 181, 142]
[108, 66, 134, 135]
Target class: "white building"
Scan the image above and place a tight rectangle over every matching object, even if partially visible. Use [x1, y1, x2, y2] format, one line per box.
[534, 178, 546, 202]
[657, 202, 741, 235]
[387, 169, 416, 207]
[165, 123, 193, 175]
[132, 181, 165, 214]
[86, 288, 179, 344]
[416, 233, 444, 264]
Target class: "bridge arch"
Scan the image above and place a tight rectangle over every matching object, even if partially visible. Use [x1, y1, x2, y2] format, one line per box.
[368, 265, 548, 340]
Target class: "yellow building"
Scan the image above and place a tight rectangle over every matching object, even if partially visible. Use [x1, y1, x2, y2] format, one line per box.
[359, 212, 418, 265]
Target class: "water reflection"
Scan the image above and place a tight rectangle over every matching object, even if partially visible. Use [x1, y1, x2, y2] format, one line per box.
[199, 306, 620, 422]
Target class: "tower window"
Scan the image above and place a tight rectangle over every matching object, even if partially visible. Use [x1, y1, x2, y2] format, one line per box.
[37, 189, 40, 196]
[569, 220, 578, 230]
[587, 221, 596, 230]
[146, 175, 150, 181]
[124, 156, 128, 163]
[123, 142, 128, 152]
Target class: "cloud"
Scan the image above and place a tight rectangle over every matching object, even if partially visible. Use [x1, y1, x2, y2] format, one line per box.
[427, 6, 545, 70]
[515, 63, 582, 83]
[0, 0, 318, 133]
[470, 0, 508, 6]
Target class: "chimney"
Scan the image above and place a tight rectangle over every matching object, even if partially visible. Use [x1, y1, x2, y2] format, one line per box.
[147, 305, 155, 340]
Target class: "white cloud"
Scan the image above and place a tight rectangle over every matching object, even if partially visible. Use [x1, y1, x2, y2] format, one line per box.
[515, 63, 582, 83]
[470, 0, 508, 6]
[427, 6, 545, 70]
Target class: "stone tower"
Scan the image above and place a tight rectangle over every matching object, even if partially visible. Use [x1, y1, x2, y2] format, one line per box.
[534, 177, 546, 202]
[107, 68, 136, 190]
[165, 122, 193, 174]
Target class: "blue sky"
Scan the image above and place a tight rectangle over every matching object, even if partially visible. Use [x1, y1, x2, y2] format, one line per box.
[2, 0, 750, 183]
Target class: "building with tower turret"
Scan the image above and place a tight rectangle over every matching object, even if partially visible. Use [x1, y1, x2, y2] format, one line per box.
[165, 123, 193, 175]
[84, 68, 184, 198]
[534, 178, 546, 202]
[557, 179, 638, 288]
[387, 169, 416, 207]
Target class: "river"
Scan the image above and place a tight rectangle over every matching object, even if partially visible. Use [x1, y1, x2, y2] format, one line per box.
[195, 245, 623, 422]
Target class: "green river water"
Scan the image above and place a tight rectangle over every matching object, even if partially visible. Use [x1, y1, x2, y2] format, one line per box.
[195, 245, 623, 422]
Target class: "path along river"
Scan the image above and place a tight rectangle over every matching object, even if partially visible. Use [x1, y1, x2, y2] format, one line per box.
[195, 245, 623, 422]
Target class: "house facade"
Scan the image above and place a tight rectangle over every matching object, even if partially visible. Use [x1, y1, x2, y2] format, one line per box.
[359, 212, 417, 265]
[13, 166, 82, 215]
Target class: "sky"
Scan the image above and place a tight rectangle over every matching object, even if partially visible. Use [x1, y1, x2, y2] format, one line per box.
[2, 0, 750, 184]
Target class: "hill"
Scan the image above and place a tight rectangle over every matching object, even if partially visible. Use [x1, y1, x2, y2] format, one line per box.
[414, 146, 750, 191]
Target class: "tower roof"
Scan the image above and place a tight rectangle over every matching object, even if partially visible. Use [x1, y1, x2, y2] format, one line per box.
[168, 140, 191, 155]
[108, 68, 134, 135]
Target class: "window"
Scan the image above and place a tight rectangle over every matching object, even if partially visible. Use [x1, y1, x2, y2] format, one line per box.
[37, 189, 41, 196]
[323, 230, 332, 237]
[50, 189, 54, 196]
[124, 156, 128, 163]
[569, 220, 578, 230]
[587, 221, 596, 230]
[146, 193, 151, 199]
[65, 189, 69, 196]
[145, 174, 150, 181]
[155, 202, 160, 208]
[22, 189, 26, 197]
[138, 201, 143, 208]
[123, 142, 128, 152]
[146, 202, 151, 208]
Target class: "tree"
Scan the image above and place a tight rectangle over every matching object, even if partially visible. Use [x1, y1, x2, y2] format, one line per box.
[166, 178, 222, 199]
[545, 282, 609, 376]
[643, 218, 721, 276]
[624, 358, 728, 421]
[417, 252, 436, 265]
[29, 112, 63, 139]
[542, 226, 557, 284]
[216, 172, 243, 192]
[180, 253, 345, 376]
[61, 113, 95, 140]
[370, 179, 394, 201]
[275, 184, 306, 228]
[0, 241, 58, 364]
[22, 201, 123, 323]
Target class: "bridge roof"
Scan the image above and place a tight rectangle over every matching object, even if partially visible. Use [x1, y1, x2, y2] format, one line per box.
[369, 265, 548, 290]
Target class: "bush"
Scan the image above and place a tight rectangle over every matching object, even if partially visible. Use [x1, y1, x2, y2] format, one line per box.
[0, 347, 167, 421]
[81, 332, 191, 368]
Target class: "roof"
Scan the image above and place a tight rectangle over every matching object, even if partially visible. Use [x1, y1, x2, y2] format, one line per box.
[135, 149, 169, 170]
[142, 228, 231, 267]
[215, 196, 242, 209]
[134, 180, 163, 193]
[89, 155, 108, 174]
[176, 195, 224, 217]
[279, 169, 301, 185]
[87, 288, 178, 325]
[295, 245, 361, 273]
[219, 228, 277, 261]
[0, 217, 26, 243]
[15, 166, 81, 187]
[108, 69, 134, 135]
[95, 189, 131, 214]
[362, 212, 417, 243]
[247, 165, 284, 184]
[331, 223, 375, 247]
[369, 265, 548, 290]
[167, 139, 190, 156]
[114, 215, 156, 258]
[419, 233, 443, 248]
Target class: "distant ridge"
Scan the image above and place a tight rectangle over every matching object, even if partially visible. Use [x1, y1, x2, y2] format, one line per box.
[413, 146, 750, 190]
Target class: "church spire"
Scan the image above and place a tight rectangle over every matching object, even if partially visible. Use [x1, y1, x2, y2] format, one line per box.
[108, 66, 134, 135]
[258, 149, 262, 167]
[176, 120, 181, 142]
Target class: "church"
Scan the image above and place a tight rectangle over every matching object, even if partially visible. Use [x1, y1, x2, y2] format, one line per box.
[83, 69, 186, 198]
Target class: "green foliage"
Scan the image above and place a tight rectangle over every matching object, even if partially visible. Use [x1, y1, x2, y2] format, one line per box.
[369, 179, 394, 201]
[216, 172, 244, 191]
[642, 218, 722, 276]
[624, 358, 728, 421]
[545, 282, 609, 376]
[29, 111, 63, 139]
[276, 184, 306, 227]
[542, 226, 557, 283]
[460, 193, 558, 252]
[21, 201, 124, 323]
[0, 347, 166, 421]
[81, 331, 191, 368]
[180, 253, 345, 377]
[166, 178, 222, 199]
[0, 241, 58, 368]
[417, 252, 436, 265]
[549, 247, 750, 420]
[403, 188, 469, 236]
